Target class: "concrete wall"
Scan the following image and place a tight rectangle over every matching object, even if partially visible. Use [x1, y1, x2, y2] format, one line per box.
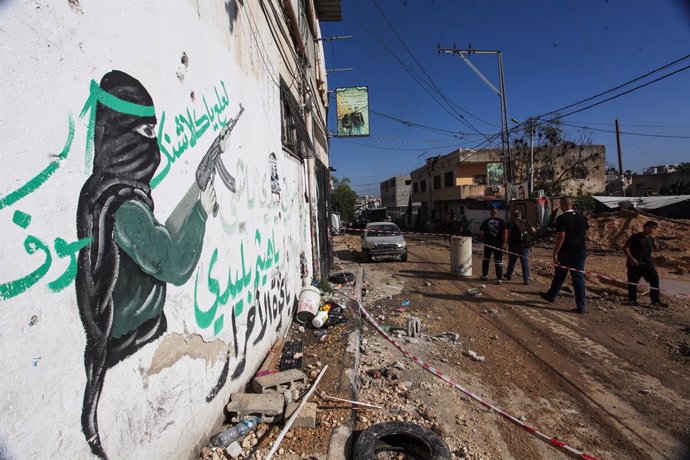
[631, 171, 690, 195]
[0, 1, 321, 458]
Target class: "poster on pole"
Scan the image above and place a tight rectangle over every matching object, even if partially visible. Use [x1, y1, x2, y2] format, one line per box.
[486, 162, 504, 186]
[335, 86, 370, 137]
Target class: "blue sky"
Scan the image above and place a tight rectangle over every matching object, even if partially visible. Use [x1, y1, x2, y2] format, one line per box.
[321, 0, 690, 196]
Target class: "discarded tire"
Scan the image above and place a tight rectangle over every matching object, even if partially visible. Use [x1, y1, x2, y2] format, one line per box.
[353, 422, 452, 460]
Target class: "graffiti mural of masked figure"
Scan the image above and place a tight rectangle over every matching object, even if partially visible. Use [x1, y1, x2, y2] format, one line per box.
[75, 70, 215, 458]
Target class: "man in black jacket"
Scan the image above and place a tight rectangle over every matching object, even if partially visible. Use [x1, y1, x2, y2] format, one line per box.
[540, 197, 588, 313]
[623, 220, 668, 307]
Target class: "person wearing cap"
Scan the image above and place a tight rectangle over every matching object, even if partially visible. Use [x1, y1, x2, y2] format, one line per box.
[505, 210, 536, 285]
[479, 206, 508, 284]
[623, 221, 669, 307]
[540, 196, 589, 313]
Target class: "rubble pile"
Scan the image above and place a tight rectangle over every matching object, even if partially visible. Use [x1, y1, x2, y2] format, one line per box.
[198, 276, 355, 460]
[587, 213, 690, 254]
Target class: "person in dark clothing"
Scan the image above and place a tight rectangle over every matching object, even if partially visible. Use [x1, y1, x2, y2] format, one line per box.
[479, 207, 508, 284]
[505, 210, 535, 285]
[75, 70, 215, 458]
[623, 221, 668, 307]
[540, 197, 588, 313]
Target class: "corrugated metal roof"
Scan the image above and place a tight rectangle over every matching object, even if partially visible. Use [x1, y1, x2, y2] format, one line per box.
[593, 195, 690, 211]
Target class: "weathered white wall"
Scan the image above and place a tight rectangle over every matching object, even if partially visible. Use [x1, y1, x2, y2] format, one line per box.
[0, 0, 314, 458]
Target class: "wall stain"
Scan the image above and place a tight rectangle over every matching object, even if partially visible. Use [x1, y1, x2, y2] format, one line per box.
[147, 333, 229, 377]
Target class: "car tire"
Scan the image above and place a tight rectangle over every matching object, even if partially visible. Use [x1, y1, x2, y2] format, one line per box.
[362, 248, 370, 263]
[400, 251, 408, 262]
[353, 421, 451, 460]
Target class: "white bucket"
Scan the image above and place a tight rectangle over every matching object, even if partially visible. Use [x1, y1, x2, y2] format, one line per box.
[450, 236, 472, 278]
[296, 286, 321, 323]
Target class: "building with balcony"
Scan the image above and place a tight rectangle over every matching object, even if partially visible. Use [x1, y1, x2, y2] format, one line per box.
[410, 149, 505, 227]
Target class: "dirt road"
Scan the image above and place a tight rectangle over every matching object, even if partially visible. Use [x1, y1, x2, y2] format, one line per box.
[341, 234, 690, 459]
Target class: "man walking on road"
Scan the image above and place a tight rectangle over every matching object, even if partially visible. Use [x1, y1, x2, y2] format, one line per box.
[480, 206, 508, 284]
[623, 220, 669, 307]
[505, 210, 536, 285]
[540, 197, 588, 313]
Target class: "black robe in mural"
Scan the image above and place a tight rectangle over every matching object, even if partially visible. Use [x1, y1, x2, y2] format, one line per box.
[75, 70, 207, 458]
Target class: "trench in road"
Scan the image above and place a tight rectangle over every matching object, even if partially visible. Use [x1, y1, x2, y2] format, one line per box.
[396, 236, 685, 459]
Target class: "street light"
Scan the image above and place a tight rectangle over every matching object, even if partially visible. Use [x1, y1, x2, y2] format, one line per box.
[511, 117, 536, 197]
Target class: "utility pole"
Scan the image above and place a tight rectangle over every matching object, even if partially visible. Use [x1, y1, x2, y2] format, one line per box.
[438, 48, 511, 214]
[615, 119, 624, 196]
[528, 117, 535, 196]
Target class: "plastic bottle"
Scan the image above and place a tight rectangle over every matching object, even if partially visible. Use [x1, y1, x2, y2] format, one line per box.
[210, 416, 260, 448]
[312, 310, 329, 328]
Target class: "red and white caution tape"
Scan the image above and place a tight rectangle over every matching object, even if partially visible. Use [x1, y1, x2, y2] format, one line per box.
[345, 226, 689, 300]
[333, 264, 599, 460]
[479, 242, 690, 300]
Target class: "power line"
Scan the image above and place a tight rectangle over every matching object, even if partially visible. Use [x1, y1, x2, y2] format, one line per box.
[372, 0, 495, 131]
[534, 53, 690, 121]
[559, 121, 690, 139]
[565, 120, 690, 129]
[369, 109, 487, 137]
[539, 64, 690, 126]
[337, 138, 471, 151]
[349, 0, 493, 136]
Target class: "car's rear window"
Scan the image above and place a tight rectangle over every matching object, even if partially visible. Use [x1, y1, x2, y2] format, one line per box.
[367, 225, 401, 236]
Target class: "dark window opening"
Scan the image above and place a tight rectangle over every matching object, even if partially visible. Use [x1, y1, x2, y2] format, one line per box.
[444, 171, 453, 187]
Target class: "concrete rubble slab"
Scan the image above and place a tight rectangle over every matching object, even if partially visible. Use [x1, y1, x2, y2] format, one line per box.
[226, 393, 285, 423]
[252, 369, 309, 394]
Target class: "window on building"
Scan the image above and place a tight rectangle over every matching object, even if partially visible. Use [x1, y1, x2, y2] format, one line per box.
[444, 171, 453, 187]
[473, 175, 487, 185]
[280, 78, 313, 159]
[573, 165, 588, 180]
[413, 182, 419, 193]
[420, 180, 427, 192]
[433, 175, 441, 189]
[405, 180, 412, 185]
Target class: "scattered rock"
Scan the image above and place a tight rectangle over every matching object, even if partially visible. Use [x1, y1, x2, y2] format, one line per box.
[367, 368, 382, 379]
[464, 349, 485, 362]
[640, 389, 653, 395]
[225, 441, 242, 459]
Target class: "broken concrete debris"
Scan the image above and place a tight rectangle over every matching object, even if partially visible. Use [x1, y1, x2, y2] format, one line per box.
[464, 349, 486, 362]
[225, 393, 284, 424]
[252, 369, 308, 394]
[407, 316, 421, 337]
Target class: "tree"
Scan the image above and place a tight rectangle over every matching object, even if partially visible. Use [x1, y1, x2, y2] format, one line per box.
[510, 118, 603, 195]
[331, 176, 357, 222]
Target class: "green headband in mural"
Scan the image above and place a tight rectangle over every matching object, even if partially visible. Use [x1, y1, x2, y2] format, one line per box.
[79, 79, 156, 171]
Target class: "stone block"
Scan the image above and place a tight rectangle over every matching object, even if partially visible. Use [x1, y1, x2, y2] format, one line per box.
[225, 393, 284, 423]
[284, 401, 317, 428]
[252, 369, 308, 394]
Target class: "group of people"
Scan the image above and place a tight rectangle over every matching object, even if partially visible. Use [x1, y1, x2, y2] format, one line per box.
[479, 196, 669, 313]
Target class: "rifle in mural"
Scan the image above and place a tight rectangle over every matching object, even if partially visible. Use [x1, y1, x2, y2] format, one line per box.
[166, 104, 245, 234]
